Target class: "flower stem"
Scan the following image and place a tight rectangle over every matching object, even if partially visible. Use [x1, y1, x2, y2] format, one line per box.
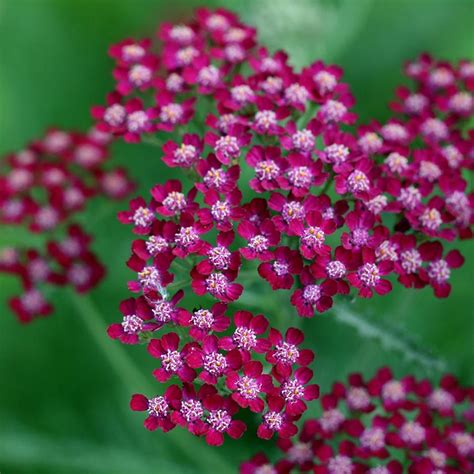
[70, 290, 233, 474]
[331, 303, 448, 374]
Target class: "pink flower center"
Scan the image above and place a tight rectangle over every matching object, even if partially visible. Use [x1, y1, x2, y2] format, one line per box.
[231, 85, 254, 104]
[211, 200, 231, 222]
[361, 427, 385, 451]
[147, 396, 168, 417]
[302, 226, 325, 248]
[325, 143, 349, 164]
[326, 260, 346, 279]
[207, 409, 231, 432]
[254, 110, 277, 131]
[237, 375, 261, 399]
[282, 201, 304, 222]
[248, 235, 269, 253]
[160, 104, 183, 124]
[419, 208, 442, 231]
[180, 399, 203, 422]
[203, 351, 227, 376]
[138, 266, 162, 290]
[284, 84, 309, 105]
[291, 129, 314, 153]
[198, 65, 220, 87]
[328, 455, 352, 474]
[400, 249, 422, 274]
[358, 132, 383, 154]
[427, 259, 450, 283]
[347, 386, 371, 410]
[208, 246, 231, 270]
[215, 135, 240, 158]
[233, 326, 257, 350]
[375, 240, 398, 262]
[263, 410, 283, 430]
[287, 442, 312, 464]
[320, 409, 345, 432]
[382, 380, 406, 403]
[400, 421, 425, 445]
[191, 309, 214, 330]
[127, 110, 148, 132]
[133, 206, 154, 227]
[152, 300, 175, 323]
[398, 186, 421, 210]
[274, 342, 300, 364]
[320, 100, 347, 123]
[21, 290, 46, 314]
[347, 170, 370, 193]
[303, 284, 321, 304]
[255, 160, 280, 181]
[174, 226, 199, 248]
[122, 314, 143, 334]
[288, 166, 312, 188]
[128, 64, 152, 86]
[146, 235, 168, 256]
[173, 144, 198, 166]
[104, 104, 127, 127]
[421, 118, 448, 141]
[428, 388, 455, 412]
[205, 273, 230, 297]
[204, 167, 227, 189]
[385, 152, 408, 174]
[161, 349, 183, 373]
[273, 260, 289, 276]
[358, 263, 380, 287]
[281, 378, 304, 402]
[313, 70, 337, 93]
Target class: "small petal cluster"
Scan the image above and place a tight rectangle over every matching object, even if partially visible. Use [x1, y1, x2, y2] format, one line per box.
[1, 127, 134, 322]
[241, 367, 474, 473]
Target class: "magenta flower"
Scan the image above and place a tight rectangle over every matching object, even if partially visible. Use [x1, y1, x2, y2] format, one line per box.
[171, 382, 216, 436]
[246, 146, 287, 193]
[291, 268, 337, 316]
[130, 384, 180, 432]
[205, 124, 251, 165]
[274, 367, 320, 416]
[257, 396, 298, 440]
[238, 218, 280, 261]
[203, 394, 247, 446]
[186, 334, 242, 385]
[266, 327, 314, 378]
[148, 332, 198, 383]
[258, 246, 303, 290]
[219, 311, 271, 360]
[226, 361, 273, 413]
[162, 134, 203, 168]
[178, 302, 230, 341]
[418, 241, 464, 297]
[347, 249, 393, 298]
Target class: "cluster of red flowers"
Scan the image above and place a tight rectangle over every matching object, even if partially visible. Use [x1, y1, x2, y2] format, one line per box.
[0, 127, 134, 322]
[95, 7, 472, 444]
[241, 367, 474, 474]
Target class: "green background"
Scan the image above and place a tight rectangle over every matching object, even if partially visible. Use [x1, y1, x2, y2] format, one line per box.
[0, 0, 473, 472]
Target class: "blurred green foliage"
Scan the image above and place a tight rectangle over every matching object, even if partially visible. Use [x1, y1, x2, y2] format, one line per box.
[0, 0, 473, 473]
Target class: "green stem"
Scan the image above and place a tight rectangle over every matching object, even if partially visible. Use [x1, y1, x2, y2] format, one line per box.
[70, 291, 232, 474]
[331, 303, 448, 374]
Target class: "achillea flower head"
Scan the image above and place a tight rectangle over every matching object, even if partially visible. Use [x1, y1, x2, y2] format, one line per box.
[98, 7, 472, 446]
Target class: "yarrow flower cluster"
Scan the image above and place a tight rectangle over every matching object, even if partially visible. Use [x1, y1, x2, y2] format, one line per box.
[241, 367, 474, 473]
[96, 7, 473, 445]
[0, 127, 134, 321]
